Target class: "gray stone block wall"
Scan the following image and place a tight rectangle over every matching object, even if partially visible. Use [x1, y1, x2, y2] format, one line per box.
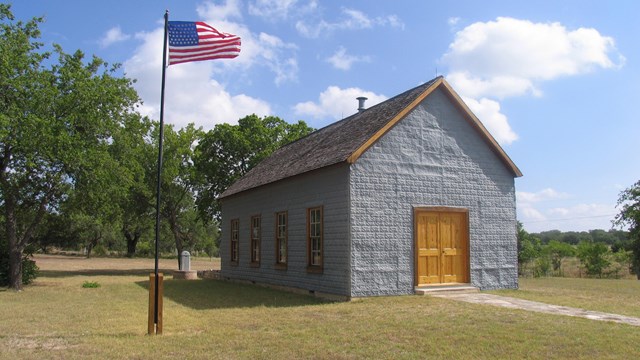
[349, 88, 518, 297]
[220, 164, 351, 296]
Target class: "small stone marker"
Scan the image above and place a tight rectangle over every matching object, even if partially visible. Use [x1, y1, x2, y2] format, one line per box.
[174, 250, 197, 280]
[180, 251, 191, 271]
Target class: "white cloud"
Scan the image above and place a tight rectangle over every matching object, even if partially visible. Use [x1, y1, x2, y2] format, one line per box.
[124, 28, 270, 130]
[248, 0, 317, 20]
[256, 32, 299, 85]
[462, 96, 518, 145]
[520, 203, 616, 232]
[293, 86, 387, 120]
[442, 17, 624, 145]
[521, 207, 546, 222]
[326, 46, 371, 71]
[99, 26, 130, 48]
[517, 188, 568, 226]
[120, 0, 301, 124]
[448, 72, 540, 100]
[447, 17, 460, 26]
[443, 17, 623, 92]
[517, 188, 570, 203]
[516, 188, 615, 232]
[122, 0, 298, 128]
[196, 0, 243, 22]
[545, 203, 616, 231]
[192, 2, 302, 86]
[296, 7, 404, 38]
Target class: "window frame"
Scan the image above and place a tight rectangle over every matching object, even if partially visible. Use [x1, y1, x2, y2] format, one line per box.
[250, 215, 261, 267]
[230, 219, 239, 266]
[306, 206, 323, 273]
[275, 211, 288, 269]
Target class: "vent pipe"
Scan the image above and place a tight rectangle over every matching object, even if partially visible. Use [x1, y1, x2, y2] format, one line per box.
[357, 97, 368, 112]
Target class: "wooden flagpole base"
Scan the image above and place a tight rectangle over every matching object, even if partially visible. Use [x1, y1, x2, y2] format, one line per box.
[148, 273, 164, 335]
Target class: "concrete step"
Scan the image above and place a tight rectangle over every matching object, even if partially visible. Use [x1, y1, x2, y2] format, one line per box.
[415, 284, 479, 296]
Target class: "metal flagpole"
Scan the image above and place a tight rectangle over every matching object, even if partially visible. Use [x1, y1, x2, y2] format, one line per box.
[151, 9, 169, 335]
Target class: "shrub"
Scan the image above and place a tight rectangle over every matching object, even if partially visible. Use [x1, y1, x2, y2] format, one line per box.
[606, 250, 633, 278]
[533, 256, 551, 277]
[82, 281, 101, 288]
[92, 244, 108, 257]
[576, 241, 610, 278]
[543, 240, 575, 275]
[0, 246, 40, 286]
[136, 241, 153, 257]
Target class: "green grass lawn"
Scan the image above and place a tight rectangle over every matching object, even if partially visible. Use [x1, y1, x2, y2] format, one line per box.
[1, 256, 639, 359]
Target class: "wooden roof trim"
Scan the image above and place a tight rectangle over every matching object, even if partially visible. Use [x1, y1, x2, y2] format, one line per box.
[346, 77, 444, 164]
[439, 80, 523, 178]
[346, 77, 522, 178]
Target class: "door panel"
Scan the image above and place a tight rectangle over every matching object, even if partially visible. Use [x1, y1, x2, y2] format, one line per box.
[417, 213, 440, 284]
[415, 210, 469, 286]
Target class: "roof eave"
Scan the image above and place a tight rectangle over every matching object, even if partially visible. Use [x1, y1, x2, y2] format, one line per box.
[346, 77, 444, 164]
[439, 80, 523, 178]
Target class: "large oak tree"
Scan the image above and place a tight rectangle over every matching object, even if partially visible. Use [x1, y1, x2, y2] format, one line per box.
[0, 5, 141, 289]
[194, 115, 313, 222]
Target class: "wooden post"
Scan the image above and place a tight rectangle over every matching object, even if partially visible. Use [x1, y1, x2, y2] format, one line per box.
[148, 273, 164, 335]
[157, 273, 163, 334]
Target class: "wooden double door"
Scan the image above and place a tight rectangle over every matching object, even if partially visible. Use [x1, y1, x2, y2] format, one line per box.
[415, 209, 469, 286]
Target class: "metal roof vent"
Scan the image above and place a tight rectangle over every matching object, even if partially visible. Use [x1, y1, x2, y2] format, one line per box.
[357, 96, 368, 112]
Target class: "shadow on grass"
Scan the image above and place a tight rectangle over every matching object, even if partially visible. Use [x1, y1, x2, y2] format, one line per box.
[136, 278, 327, 310]
[38, 268, 177, 278]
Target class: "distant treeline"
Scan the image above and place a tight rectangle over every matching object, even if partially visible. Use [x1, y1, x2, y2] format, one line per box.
[518, 223, 636, 279]
[531, 229, 629, 249]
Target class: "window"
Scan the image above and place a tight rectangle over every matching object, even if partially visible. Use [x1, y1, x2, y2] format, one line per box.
[230, 219, 239, 265]
[275, 211, 287, 268]
[307, 207, 323, 271]
[250, 215, 261, 266]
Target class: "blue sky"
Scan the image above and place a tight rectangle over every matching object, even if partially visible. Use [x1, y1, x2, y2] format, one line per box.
[8, 0, 640, 232]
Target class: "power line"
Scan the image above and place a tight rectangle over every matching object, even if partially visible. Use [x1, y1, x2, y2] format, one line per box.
[522, 214, 617, 224]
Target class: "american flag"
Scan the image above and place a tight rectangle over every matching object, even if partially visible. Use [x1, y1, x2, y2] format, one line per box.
[167, 21, 241, 65]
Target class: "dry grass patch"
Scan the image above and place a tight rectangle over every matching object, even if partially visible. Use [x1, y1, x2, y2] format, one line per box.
[33, 254, 219, 274]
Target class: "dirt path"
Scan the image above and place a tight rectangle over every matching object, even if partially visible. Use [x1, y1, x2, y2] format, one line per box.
[432, 292, 640, 327]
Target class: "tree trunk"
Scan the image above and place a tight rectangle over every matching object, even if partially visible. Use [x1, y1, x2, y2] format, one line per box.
[126, 236, 138, 258]
[3, 172, 52, 290]
[9, 246, 23, 291]
[5, 196, 23, 291]
[174, 230, 183, 270]
[168, 212, 183, 269]
[124, 229, 141, 258]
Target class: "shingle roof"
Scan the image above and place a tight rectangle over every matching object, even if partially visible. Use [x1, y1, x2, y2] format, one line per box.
[220, 76, 521, 199]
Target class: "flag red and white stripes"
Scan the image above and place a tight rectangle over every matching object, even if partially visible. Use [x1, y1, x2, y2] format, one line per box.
[168, 21, 241, 65]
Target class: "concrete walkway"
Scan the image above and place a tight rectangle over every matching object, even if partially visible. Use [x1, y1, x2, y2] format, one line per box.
[431, 292, 640, 327]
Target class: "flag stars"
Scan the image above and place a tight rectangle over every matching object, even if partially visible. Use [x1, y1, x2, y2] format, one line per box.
[168, 22, 199, 46]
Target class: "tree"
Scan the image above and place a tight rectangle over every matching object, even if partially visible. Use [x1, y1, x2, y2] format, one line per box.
[576, 241, 610, 278]
[156, 123, 208, 268]
[0, 5, 141, 289]
[614, 180, 640, 279]
[543, 240, 575, 275]
[517, 221, 542, 275]
[110, 114, 155, 257]
[194, 115, 314, 222]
